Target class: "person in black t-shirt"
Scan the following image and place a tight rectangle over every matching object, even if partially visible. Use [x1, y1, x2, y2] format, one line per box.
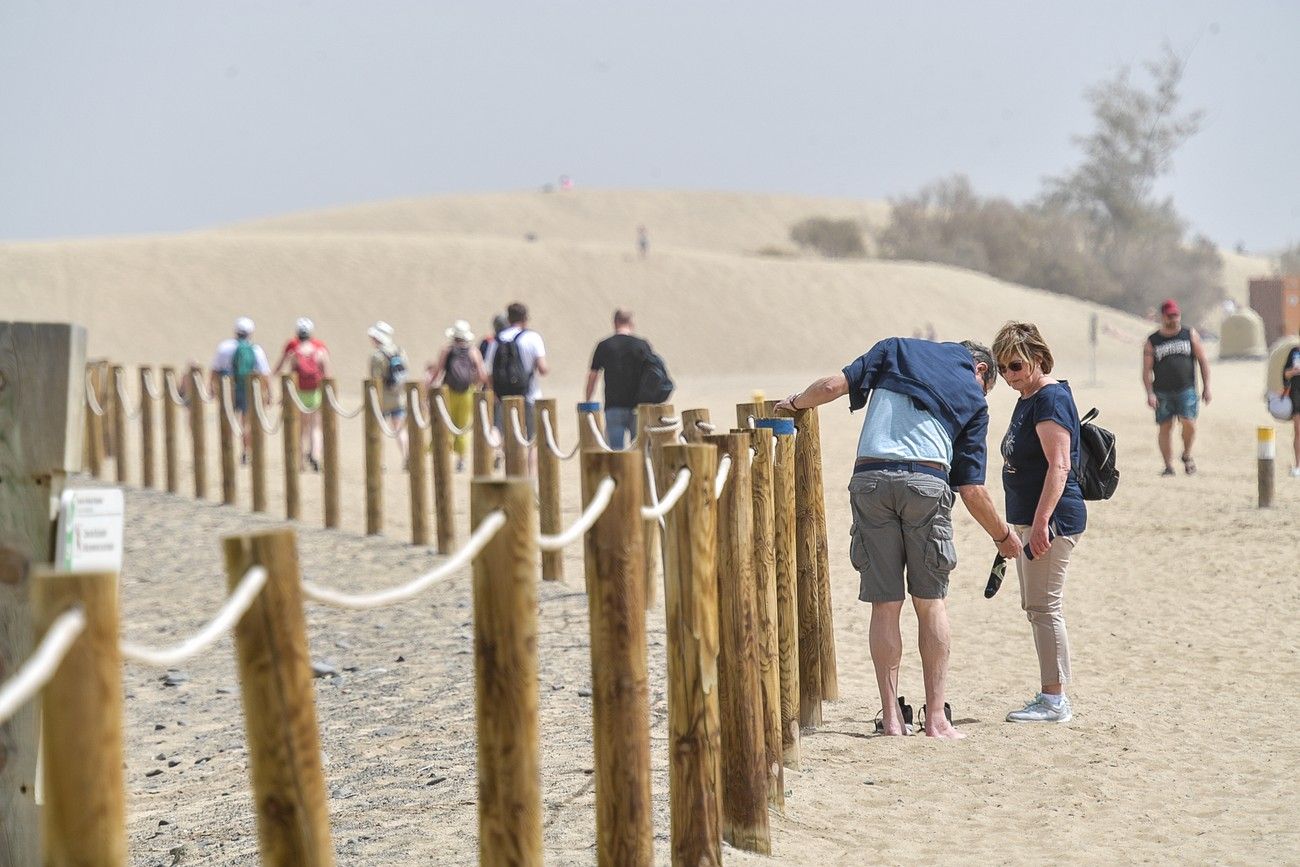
[585, 309, 652, 449]
[1141, 298, 1211, 476]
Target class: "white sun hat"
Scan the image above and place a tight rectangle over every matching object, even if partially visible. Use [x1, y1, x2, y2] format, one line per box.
[234, 316, 255, 336]
[445, 319, 474, 342]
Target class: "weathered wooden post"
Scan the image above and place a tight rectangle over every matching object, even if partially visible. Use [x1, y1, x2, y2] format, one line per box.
[703, 432, 770, 854]
[537, 399, 563, 580]
[406, 383, 430, 546]
[429, 387, 456, 552]
[0, 321, 87, 866]
[582, 450, 652, 865]
[472, 389, 495, 477]
[471, 478, 542, 866]
[805, 407, 839, 700]
[502, 395, 529, 476]
[282, 376, 301, 521]
[218, 376, 238, 506]
[223, 529, 334, 866]
[188, 367, 208, 500]
[364, 380, 383, 536]
[577, 401, 604, 450]
[139, 366, 156, 488]
[321, 378, 340, 529]
[780, 405, 823, 727]
[111, 365, 129, 485]
[161, 366, 179, 494]
[681, 408, 712, 444]
[757, 417, 800, 768]
[34, 568, 127, 866]
[637, 402, 676, 608]
[249, 380, 267, 513]
[659, 443, 722, 866]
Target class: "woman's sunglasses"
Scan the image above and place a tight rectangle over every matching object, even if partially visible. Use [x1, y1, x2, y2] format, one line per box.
[997, 360, 1027, 375]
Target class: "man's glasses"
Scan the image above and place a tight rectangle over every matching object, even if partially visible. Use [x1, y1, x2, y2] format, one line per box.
[997, 360, 1027, 375]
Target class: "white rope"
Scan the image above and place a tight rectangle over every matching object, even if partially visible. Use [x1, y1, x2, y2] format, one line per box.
[748, 446, 757, 466]
[249, 380, 281, 435]
[85, 369, 107, 417]
[695, 420, 716, 433]
[509, 406, 536, 447]
[643, 419, 682, 435]
[643, 452, 665, 530]
[541, 409, 580, 460]
[164, 369, 189, 406]
[409, 396, 430, 431]
[220, 379, 246, 438]
[431, 392, 473, 436]
[538, 477, 616, 551]
[141, 368, 163, 400]
[301, 511, 508, 609]
[584, 412, 613, 452]
[0, 608, 87, 724]
[367, 388, 406, 438]
[120, 567, 267, 667]
[284, 383, 322, 415]
[714, 453, 733, 499]
[641, 467, 691, 520]
[114, 371, 143, 421]
[192, 374, 216, 405]
[324, 383, 363, 419]
[478, 400, 503, 448]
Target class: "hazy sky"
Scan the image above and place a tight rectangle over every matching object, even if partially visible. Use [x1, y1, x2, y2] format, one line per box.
[2, 2, 1297, 249]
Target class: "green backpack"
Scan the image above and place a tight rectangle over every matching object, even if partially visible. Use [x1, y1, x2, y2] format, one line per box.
[233, 339, 257, 398]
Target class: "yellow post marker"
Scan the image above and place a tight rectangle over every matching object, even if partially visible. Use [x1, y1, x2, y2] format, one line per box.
[1258, 426, 1275, 509]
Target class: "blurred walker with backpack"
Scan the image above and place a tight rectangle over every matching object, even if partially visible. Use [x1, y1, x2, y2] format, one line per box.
[210, 316, 271, 463]
[428, 319, 488, 472]
[275, 317, 331, 471]
[484, 302, 549, 472]
[368, 321, 410, 463]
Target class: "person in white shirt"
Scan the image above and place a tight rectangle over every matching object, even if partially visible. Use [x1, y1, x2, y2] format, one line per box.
[210, 316, 271, 463]
[484, 302, 549, 472]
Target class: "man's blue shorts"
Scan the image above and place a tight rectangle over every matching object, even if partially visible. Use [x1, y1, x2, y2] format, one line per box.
[1155, 387, 1198, 423]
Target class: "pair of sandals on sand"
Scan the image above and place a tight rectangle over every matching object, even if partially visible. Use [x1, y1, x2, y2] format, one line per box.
[1162, 454, 1196, 476]
[872, 696, 952, 735]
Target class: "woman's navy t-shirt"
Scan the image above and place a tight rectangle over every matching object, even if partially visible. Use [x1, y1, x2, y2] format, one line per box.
[1000, 381, 1087, 535]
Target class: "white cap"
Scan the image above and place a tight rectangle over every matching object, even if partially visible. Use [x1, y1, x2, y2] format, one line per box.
[234, 316, 255, 336]
[367, 321, 395, 346]
[295, 317, 314, 337]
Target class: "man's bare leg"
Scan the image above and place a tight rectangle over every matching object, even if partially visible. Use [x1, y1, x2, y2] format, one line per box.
[869, 601, 906, 735]
[913, 597, 965, 739]
[1179, 417, 1196, 464]
[1157, 419, 1175, 471]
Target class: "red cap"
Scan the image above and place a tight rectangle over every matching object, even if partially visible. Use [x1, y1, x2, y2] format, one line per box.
[1160, 299, 1181, 316]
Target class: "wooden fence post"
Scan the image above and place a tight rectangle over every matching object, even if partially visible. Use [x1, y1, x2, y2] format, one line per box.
[223, 529, 334, 866]
[161, 367, 179, 494]
[429, 388, 456, 552]
[703, 432, 770, 854]
[582, 451, 652, 865]
[321, 378, 340, 529]
[502, 395, 528, 477]
[804, 407, 838, 700]
[782, 405, 823, 728]
[758, 417, 800, 769]
[218, 376, 238, 506]
[188, 368, 208, 500]
[742, 424, 782, 809]
[472, 390, 495, 477]
[364, 380, 383, 536]
[249, 380, 268, 514]
[282, 376, 301, 521]
[406, 384, 430, 546]
[537, 399, 563, 580]
[471, 478, 542, 866]
[139, 366, 155, 489]
[681, 408, 712, 444]
[659, 443, 722, 866]
[0, 321, 87, 866]
[111, 365, 129, 485]
[34, 568, 127, 866]
[637, 402, 676, 609]
[577, 401, 604, 450]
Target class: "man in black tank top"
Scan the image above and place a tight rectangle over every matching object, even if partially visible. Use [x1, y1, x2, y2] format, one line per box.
[1142, 298, 1212, 476]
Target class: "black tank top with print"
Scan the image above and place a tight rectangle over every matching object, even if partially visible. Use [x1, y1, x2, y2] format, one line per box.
[1149, 327, 1195, 392]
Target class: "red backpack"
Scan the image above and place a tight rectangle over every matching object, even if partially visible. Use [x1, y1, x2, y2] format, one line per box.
[293, 340, 325, 390]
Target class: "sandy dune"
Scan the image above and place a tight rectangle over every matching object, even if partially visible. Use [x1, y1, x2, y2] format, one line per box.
[3, 190, 1296, 864]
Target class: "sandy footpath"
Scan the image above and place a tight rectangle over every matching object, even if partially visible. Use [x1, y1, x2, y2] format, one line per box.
[92, 356, 1300, 866]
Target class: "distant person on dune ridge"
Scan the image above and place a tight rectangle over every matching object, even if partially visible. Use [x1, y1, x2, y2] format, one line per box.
[428, 319, 488, 472]
[777, 337, 1021, 739]
[585, 309, 662, 449]
[1142, 298, 1211, 476]
[210, 316, 271, 464]
[993, 322, 1086, 724]
[485, 302, 548, 473]
[274, 317, 331, 472]
[637, 225, 648, 258]
[368, 321, 410, 464]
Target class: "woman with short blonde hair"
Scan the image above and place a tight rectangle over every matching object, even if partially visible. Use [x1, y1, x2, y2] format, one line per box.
[992, 321, 1086, 724]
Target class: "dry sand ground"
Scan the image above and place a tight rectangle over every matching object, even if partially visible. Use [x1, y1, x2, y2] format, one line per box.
[3, 190, 1296, 863]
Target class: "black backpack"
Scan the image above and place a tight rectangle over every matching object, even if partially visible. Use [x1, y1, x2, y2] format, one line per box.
[1075, 408, 1118, 501]
[491, 330, 531, 397]
[635, 347, 674, 405]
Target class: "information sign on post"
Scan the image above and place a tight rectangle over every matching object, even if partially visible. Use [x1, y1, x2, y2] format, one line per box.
[54, 489, 125, 573]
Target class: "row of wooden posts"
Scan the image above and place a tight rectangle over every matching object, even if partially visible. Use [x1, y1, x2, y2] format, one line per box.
[77, 362, 843, 864]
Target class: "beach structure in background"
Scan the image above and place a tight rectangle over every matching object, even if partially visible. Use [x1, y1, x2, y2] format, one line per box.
[1218, 308, 1268, 359]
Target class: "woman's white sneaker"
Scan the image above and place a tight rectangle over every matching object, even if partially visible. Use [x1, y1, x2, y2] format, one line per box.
[1006, 693, 1073, 723]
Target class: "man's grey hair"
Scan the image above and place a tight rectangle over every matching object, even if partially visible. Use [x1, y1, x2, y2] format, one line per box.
[961, 339, 996, 392]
